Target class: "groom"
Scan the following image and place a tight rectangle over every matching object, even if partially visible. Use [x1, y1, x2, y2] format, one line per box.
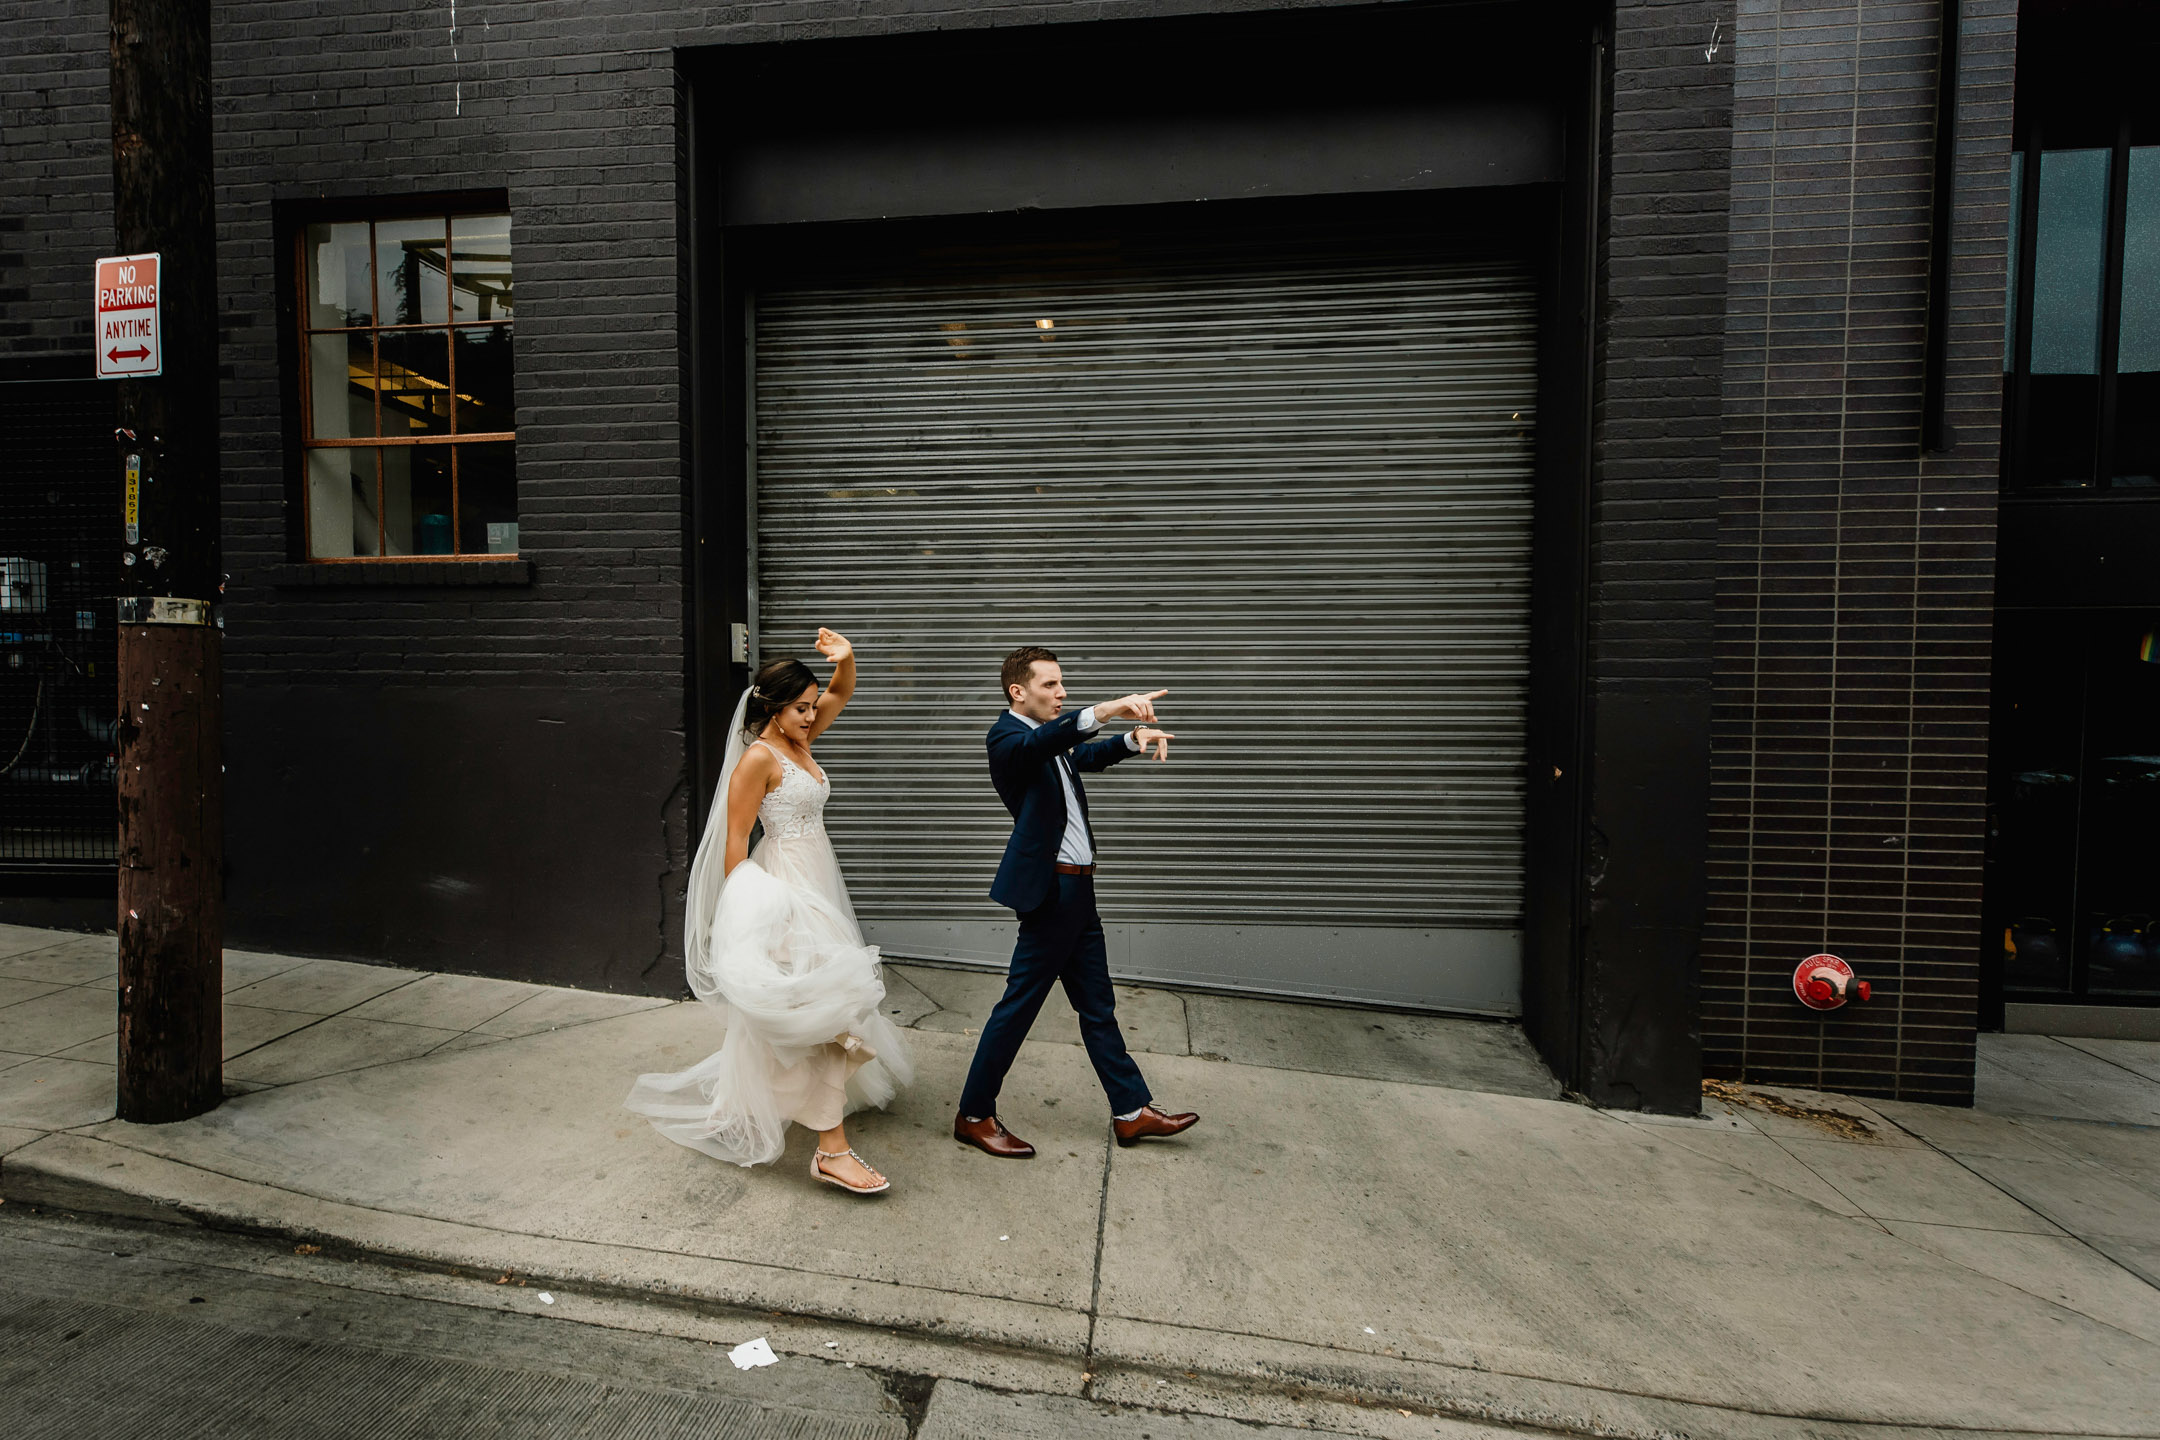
[953, 646, 1200, 1158]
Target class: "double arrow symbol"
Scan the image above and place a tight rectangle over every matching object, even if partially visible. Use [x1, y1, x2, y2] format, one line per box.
[107, 345, 151, 363]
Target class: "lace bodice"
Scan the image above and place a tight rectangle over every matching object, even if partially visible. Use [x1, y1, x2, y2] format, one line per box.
[756, 742, 829, 841]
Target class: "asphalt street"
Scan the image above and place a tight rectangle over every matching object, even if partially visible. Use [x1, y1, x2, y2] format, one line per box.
[0, 1207, 920, 1439]
[0, 1207, 1416, 1440]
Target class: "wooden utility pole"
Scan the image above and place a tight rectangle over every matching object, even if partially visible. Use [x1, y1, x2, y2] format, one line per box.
[109, 0, 223, 1122]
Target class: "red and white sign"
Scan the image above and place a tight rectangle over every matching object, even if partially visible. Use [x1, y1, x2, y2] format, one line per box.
[95, 253, 162, 379]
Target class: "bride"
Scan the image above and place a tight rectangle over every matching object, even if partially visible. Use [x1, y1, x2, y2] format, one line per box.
[625, 628, 913, 1195]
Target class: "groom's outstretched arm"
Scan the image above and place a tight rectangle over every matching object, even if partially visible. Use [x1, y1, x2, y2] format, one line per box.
[1070, 691, 1173, 771]
[1074, 724, 1174, 771]
[1073, 691, 1174, 771]
[991, 691, 1168, 770]
[1072, 730, 1141, 772]
[989, 710, 1092, 771]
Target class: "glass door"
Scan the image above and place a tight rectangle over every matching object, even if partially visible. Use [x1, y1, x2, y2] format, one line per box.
[1989, 613, 2160, 1002]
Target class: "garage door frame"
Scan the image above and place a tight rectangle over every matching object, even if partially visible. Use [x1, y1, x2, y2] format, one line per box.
[680, 9, 1604, 1045]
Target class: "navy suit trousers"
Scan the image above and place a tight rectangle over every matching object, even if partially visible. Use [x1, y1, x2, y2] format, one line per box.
[957, 873, 1152, 1118]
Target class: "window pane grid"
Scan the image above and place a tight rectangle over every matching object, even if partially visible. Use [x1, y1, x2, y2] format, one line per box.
[2005, 128, 2160, 491]
[303, 433, 515, 446]
[298, 323, 510, 335]
[300, 212, 515, 559]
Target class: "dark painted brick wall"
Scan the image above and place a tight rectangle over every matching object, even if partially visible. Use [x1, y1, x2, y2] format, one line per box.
[1705, 0, 2013, 1102]
[0, 0, 110, 356]
[1575, 0, 1734, 1111]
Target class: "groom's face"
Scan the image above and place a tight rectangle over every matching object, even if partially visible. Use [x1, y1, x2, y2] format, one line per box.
[1009, 661, 1066, 722]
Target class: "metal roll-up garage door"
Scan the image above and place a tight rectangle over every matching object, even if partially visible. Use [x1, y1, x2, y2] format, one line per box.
[751, 236, 1536, 1013]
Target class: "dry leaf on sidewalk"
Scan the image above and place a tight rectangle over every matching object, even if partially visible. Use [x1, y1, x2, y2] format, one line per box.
[1702, 1079, 1878, 1142]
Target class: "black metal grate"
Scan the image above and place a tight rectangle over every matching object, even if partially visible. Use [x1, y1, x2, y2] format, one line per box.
[1, 378, 118, 870]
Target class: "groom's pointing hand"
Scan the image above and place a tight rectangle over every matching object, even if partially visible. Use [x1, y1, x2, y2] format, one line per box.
[1132, 727, 1175, 762]
[1100, 689, 1169, 723]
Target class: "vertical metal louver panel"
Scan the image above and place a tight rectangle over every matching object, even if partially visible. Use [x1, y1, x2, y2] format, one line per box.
[752, 238, 1536, 1013]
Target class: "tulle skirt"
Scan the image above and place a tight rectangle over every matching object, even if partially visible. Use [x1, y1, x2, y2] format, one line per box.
[623, 829, 914, 1167]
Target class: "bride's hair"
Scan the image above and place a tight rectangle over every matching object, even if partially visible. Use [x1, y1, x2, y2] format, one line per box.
[744, 658, 819, 736]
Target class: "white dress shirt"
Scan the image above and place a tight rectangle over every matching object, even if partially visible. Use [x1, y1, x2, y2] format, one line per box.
[1009, 706, 1143, 866]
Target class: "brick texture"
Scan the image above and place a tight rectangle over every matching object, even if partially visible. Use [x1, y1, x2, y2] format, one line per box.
[0, 0, 111, 357]
[1574, 0, 1735, 1110]
[1705, 0, 2014, 1102]
[1599, 0, 1734, 700]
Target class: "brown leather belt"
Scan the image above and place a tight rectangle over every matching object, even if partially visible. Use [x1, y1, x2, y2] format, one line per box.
[1053, 862, 1097, 876]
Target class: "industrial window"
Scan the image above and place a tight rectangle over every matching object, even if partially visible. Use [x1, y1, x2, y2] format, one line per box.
[296, 210, 516, 559]
[2001, 4, 2160, 491]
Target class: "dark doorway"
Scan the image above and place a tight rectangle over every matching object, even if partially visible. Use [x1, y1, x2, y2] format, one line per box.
[1987, 612, 2160, 1008]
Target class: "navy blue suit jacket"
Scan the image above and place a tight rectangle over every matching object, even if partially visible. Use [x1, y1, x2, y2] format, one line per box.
[986, 709, 1139, 913]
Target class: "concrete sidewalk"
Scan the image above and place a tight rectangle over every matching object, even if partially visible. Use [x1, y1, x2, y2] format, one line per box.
[4, 922, 2159, 1439]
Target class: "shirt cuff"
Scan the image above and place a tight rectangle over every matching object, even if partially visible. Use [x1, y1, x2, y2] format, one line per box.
[1124, 730, 1143, 752]
[1077, 706, 1101, 732]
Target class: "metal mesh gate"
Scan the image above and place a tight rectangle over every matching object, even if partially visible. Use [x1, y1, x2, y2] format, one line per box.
[1, 378, 118, 873]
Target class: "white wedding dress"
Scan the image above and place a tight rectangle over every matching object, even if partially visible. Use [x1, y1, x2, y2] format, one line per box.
[624, 697, 913, 1166]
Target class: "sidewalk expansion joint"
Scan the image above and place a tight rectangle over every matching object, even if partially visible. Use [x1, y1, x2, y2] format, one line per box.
[1906, 1133, 2160, 1318]
[1082, 1120, 1113, 1380]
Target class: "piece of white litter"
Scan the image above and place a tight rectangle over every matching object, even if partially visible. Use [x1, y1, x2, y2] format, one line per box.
[537, 1293, 554, 1305]
[999, 1235, 1009, 1242]
[844, 1362, 855, 1369]
[728, 1337, 779, 1370]
[1363, 1327, 1375, 1334]
[824, 1342, 838, 1349]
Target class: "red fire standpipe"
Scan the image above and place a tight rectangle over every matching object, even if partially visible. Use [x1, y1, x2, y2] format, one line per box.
[1793, 953, 1870, 1012]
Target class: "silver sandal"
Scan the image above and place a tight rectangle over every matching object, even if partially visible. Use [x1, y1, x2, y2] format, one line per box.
[812, 1146, 891, 1195]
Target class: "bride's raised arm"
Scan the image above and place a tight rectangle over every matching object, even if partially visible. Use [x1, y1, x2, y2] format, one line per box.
[807, 628, 855, 742]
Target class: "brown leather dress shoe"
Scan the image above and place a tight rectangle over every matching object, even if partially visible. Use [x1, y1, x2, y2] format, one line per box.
[953, 1112, 1036, 1159]
[1112, 1104, 1199, 1146]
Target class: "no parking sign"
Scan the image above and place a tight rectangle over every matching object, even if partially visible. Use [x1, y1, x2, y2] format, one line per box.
[96, 253, 162, 379]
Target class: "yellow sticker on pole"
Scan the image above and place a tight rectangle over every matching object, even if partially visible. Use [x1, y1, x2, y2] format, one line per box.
[125, 453, 140, 544]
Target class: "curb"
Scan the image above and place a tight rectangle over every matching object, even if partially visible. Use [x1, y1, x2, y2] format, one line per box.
[6, 1130, 2122, 1440]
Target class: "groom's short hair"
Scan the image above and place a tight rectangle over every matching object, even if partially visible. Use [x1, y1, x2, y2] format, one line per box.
[1002, 646, 1058, 698]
